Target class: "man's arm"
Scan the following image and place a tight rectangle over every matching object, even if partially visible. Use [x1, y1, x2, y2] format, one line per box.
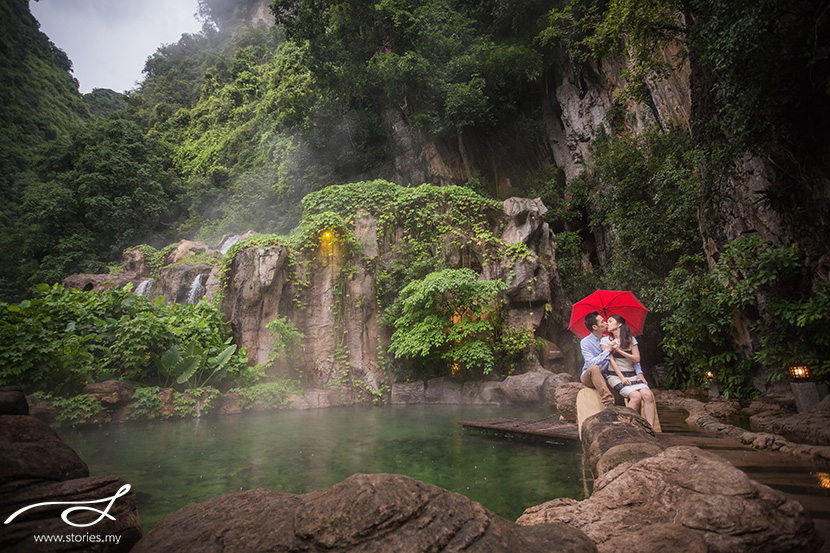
[581, 338, 610, 369]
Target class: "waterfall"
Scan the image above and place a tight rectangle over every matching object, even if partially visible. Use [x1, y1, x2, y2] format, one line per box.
[135, 279, 154, 298]
[219, 234, 242, 255]
[186, 274, 207, 304]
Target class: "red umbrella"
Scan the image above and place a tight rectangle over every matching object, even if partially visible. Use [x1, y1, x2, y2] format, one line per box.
[568, 290, 649, 338]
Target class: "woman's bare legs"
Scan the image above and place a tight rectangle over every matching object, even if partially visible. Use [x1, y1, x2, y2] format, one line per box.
[627, 390, 642, 413]
[640, 387, 656, 427]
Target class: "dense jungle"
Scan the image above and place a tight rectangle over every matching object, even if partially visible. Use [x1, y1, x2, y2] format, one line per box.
[1, 0, 829, 414]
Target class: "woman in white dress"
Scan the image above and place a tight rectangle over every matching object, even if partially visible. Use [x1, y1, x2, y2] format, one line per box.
[601, 314, 657, 428]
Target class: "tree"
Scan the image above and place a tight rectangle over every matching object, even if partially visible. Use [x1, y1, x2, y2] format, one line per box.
[386, 268, 508, 377]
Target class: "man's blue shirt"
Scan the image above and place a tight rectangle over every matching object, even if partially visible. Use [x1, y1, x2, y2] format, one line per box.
[580, 333, 610, 375]
[580, 333, 643, 375]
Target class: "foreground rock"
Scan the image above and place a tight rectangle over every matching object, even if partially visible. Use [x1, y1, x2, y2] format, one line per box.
[519, 446, 820, 553]
[0, 415, 141, 552]
[519, 407, 823, 553]
[133, 473, 597, 553]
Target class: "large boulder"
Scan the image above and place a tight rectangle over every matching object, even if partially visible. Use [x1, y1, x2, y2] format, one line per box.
[0, 385, 29, 415]
[132, 473, 597, 553]
[0, 415, 88, 484]
[518, 446, 821, 553]
[497, 371, 550, 403]
[0, 415, 142, 552]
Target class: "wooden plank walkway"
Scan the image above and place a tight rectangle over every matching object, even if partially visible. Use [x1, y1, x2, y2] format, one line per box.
[460, 417, 579, 443]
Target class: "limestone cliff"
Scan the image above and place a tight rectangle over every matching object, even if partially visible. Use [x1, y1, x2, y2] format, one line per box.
[220, 190, 571, 388]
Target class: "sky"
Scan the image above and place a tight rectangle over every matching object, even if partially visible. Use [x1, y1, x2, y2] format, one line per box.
[29, 0, 204, 94]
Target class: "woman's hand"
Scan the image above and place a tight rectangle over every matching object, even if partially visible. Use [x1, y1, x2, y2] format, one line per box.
[621, 378, 631, 386]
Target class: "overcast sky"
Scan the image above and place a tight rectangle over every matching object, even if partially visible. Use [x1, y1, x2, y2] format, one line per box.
[30, 0, 204, 94]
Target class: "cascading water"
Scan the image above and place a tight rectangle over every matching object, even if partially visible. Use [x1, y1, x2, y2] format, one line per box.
[135, 279, 154, 298]
[219, 235, 242, 255]
[186, 274, 207, 304]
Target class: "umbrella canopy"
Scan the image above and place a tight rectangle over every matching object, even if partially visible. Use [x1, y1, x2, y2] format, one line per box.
[568, 290, 649, 338]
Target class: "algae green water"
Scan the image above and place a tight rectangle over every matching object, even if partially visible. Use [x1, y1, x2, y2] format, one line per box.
[60, 405, 588, 531]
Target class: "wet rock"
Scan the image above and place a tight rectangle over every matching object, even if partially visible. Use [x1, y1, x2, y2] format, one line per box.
[425, 377, 463, 403]
[460, 381, 504, 405]
[83, 380, 135, 406]
[554, 382, 584, 422]
[1, 476, 141, 553]
[519, 446, 821, 553]
[0, 385, 29, 415]
[155, 263, 215, 305]
[0, 415, 88, 484]
[0, 415, 141, 552]
[25, 395, 58, 425]
[133, 473, 597, 553]
[390, 381, 425, 404]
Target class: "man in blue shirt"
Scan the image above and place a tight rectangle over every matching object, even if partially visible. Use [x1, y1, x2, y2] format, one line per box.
[580, 311, 615, 407]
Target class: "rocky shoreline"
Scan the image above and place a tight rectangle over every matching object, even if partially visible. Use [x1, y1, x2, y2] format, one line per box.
[2, 381, 827, 552]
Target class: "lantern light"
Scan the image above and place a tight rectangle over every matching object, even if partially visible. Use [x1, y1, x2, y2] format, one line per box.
[789, 366, 810, 380]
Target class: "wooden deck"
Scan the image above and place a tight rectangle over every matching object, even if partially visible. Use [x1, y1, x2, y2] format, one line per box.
[460, 417, 580, 443]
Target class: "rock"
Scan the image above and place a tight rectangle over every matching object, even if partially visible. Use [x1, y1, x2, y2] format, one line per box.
[0, 415, 141, 552]
[155, 264, 214, 305]
[83, 380, 135, 406]
[163, 239, 213, 265]
[62, 273, 122, 293]
[580, 407, 662, 478]
[215, 392, 244, 415]
[157, 388, 176, 418]
[519, 446, 821, 553]
[120, 247, 151, 279]
[132, 473, 597, 553]
[25, 395, 58, 425]
[749, 409, 830, 447]
[1, 476, 142, 553]
[0, 415, 88, 484]
[390, 382, 425, 404]
[303, 386, 369, 409]
[554, 382, 584, 421]
[425, 377, 463, 403]
[703, 398, 740, 422]
[460, 381, 502, 405]
[501, 197, 549, 245]
[498, 371, 549, 403]
[0, 385, 29, 415]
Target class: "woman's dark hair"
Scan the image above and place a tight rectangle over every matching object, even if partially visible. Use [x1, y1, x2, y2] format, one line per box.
[609, 314, 632, 350]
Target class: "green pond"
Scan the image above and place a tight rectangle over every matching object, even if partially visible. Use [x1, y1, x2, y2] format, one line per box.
[60, 404, 589, 531]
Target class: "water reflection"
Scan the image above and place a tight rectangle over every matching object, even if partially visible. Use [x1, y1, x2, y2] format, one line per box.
[61, 405, 587, 530]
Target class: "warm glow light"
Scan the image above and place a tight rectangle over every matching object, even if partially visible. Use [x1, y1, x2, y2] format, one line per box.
[814, 472, 830, 489]
[789, 365, 810, 380]
[705, 371, 715, 380]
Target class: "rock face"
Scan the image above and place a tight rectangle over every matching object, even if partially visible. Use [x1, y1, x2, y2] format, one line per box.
[0, 415, 141, 552]
[221, 194, 572, 390]
[0, 385, 29, 415]
[133, 473, 597, 553]
[518, 408, 823, 553]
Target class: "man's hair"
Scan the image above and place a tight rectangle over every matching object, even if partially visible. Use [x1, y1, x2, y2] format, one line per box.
[584, 311, 600, 332]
